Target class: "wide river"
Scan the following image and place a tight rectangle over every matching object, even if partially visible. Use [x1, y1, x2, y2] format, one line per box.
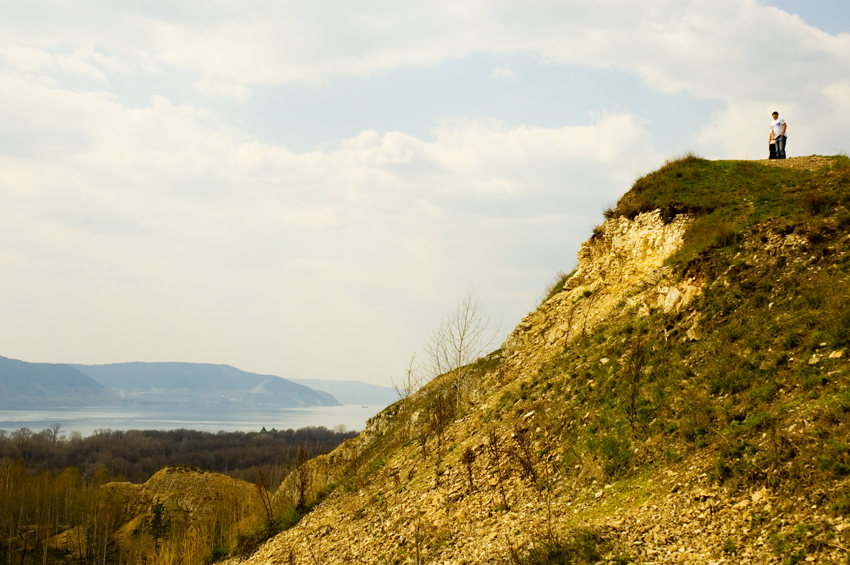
[0, 404, 384, 436]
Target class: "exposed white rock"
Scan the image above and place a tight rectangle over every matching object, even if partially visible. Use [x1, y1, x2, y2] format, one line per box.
[502, 210, 699, 374]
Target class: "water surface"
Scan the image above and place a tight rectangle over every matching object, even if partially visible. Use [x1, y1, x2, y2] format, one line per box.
[0, 404, 383, 436]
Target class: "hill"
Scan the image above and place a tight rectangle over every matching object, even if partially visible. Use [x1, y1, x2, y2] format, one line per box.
[289, 378, 397, 406]
[226, 156, 850, 564]
[0, 355, 121, 407]
[49, 466, 265, 563]
[74, 361, 339, 407]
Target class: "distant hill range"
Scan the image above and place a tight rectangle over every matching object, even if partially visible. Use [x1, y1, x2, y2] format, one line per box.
[0, 356, 394, 410]
[73, 362, 339, 408]
[289, 378, 398, 406]
[0, 356, 120, 408]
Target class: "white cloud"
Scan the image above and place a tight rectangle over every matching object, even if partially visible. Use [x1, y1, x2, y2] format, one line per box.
[195, 77, 252, 103]
[0, 0, 846, 385]
[492, 65, 515, 79]
[0, 65, 660, 379]
[3, 1, 847, 92]
[3, 46, 56, 77]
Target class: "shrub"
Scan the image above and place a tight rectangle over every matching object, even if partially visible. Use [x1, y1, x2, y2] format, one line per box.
[588, 430, 633, 479]
[205, 545, 229, 564]
[233, 507, 303, 557]
[234, 521, 281, 558]
[831, 490, 850, 516]
[541, 271, 573, 303]
[803, 189, 835, 216]
[817, 441, 850, 476]
[513, 529, 607, 564]
[712, 439, 765, 487]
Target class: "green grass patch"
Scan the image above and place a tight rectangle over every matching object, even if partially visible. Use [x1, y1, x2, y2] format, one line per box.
[513, 529, 609, 564]
[611, 156, 849, 271]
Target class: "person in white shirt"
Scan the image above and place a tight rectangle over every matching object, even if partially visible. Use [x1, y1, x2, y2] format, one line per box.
[771, 111, 787, 159]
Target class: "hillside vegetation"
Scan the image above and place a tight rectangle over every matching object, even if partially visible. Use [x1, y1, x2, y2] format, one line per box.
[222, 155, 850, 564]
[6, 155, 847, 564]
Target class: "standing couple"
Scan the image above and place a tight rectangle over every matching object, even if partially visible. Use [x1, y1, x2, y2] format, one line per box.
[769, 111, 787, 159]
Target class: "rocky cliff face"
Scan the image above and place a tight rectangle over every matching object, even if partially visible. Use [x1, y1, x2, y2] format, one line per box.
[229, 156, 850, 564]
[502, 209, 700, 376]
[233, 208, 713, 565]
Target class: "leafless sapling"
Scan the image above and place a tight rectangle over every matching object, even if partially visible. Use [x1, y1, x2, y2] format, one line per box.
[294, 445, 311, 512]
[461, 446, 476, 494]
[487, 429, 510, 511]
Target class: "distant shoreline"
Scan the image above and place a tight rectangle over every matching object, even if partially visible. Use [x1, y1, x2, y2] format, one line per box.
[0, 403, 384, 437]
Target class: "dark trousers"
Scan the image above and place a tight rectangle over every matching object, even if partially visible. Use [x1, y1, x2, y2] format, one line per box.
[775, 135, 787, 159]
[769, 144, 777, 159]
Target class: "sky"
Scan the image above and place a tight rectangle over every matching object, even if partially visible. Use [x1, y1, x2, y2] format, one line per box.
[1, 1, 849, 387]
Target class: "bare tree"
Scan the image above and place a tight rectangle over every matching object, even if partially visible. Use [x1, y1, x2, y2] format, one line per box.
[461, 446, 476, 494]
[427, 388, 455, 456]
[487, 429, 510, 511]
[294, 445, 310, 512]
[508, 426, 538, 483]
[392, 354, 423, 444]
[255, 469, 274, 524]
[41, 423, 62, 445]
[425, 291, 493, 410]
[623, 331, 649, 434]
[392, 353, 423, 401]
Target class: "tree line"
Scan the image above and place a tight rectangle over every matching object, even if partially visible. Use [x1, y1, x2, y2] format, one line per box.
[0, 425, 357, 485]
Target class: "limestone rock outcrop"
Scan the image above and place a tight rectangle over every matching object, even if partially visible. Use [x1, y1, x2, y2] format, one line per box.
[503, 209, 700, 373]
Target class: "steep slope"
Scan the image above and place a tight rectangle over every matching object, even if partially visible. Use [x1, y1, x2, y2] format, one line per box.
[75, 361, 339, 407]
[0, 355, 121, 407]
[230, 156, 850, 564]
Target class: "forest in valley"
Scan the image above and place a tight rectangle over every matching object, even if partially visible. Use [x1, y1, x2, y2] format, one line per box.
[0, 425, 356, 563]
[0, 425, 356, 484]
